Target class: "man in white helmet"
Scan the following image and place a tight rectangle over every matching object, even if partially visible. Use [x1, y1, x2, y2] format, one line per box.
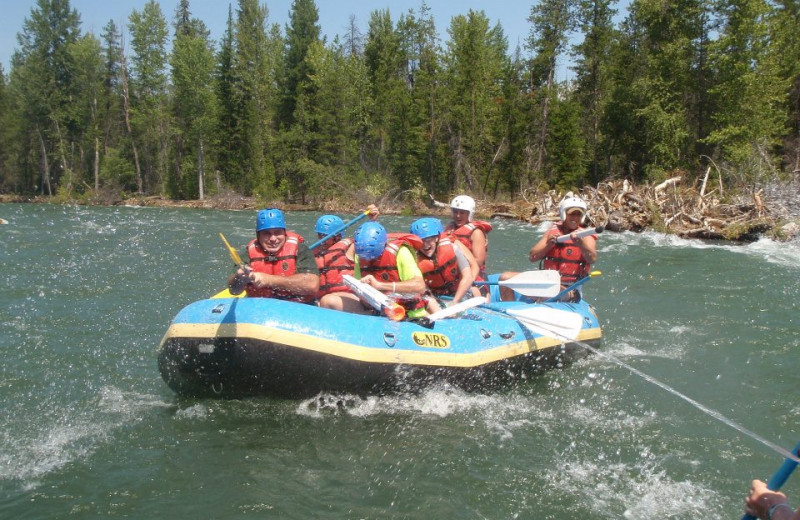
[498, 194, 598, 302]
[445, 195, 492, 280]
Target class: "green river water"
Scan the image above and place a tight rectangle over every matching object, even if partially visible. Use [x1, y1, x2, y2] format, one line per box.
[1, 202, 798, 519]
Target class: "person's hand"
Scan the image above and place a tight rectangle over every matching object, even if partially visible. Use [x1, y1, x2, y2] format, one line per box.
[366, 204, 380, 220]
[745, 479, 790, 519]
[360, 275, 377, 287]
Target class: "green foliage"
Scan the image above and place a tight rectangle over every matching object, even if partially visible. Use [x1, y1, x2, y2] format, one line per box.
[1, 0, 799, 203]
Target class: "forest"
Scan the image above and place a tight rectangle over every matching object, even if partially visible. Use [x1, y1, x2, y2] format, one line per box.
[0, 0, 798, 208]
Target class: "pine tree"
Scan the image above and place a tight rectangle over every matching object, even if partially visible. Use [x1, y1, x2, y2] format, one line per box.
[444, 10, 508, 193]
[170, 0, 217, 200]
[230, 0, 279, 196]
[572, 0, 617, 183]
[128, 0, 169, 193]
[13, 0, 81, 195]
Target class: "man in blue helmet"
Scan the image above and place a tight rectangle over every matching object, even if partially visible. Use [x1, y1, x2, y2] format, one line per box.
[227, 208, 319, 303]
[319, 221, 427, 319]
[409, 217, 479, 313]
[312, 205, 380, 299]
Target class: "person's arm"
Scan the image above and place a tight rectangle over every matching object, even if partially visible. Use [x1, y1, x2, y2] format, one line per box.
[248, 244, 320, 296]
[360, 246, 425, 295]
[470, 228, 487, 268]
[745, 480, 800, 520]
[452, 241, 477, 303]
[572, 231, 597, 264]
[529, 228, 558, 263]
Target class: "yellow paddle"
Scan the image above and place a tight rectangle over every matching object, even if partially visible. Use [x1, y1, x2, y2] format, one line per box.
[213, 233, 248, 299]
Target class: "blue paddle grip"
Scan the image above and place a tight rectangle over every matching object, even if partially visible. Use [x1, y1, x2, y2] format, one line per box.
[742, 441, 800, 520]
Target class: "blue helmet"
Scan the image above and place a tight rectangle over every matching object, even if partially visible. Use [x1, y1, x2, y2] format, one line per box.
[409, 217, 443, 240]
[256, 208, 286, 232]
[315, 214, 345, 235]
[354, 221, 387, 261]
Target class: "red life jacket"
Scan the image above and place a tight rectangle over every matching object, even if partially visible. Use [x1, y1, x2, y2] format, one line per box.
[447, 220, 491, 279]
[245, 231, 314, 303]
[417, 237, 461, 296]
[359, 233, 425, 311]
[541, 223, 594, 285]
[314, 237, 354, 298]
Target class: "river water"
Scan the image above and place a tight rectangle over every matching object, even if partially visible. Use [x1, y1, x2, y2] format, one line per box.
[1, 202, 798, 519]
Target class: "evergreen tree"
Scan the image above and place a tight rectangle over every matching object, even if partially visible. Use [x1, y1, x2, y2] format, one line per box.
[704, 0, 786, 171]
[214, 6, 236, 190]
[170, 0, 217, 200]
[230, 0, 279, 196]
[572, 0, 617, 183]
[13, 0, 81, 195]
[128, 0, 169, 193]
[444, 10, 508, 192]
[768, 0, 800, 172]
[527, 0, 575, 184]
[69, 33, 104, 192]
[279, 0, 320, 128]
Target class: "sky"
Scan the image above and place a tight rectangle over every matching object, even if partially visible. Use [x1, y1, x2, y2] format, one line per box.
[1, 0, 585, 78]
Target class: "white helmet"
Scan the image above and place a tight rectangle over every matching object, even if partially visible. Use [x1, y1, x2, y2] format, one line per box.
[559, 195, 587, 222]
[450, 195, 476, 221]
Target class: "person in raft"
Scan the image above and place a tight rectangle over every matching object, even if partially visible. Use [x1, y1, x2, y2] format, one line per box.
[227, 208, 319, 303]
[498, 194, 598, 302]
[409, 217, 479, 313]
[445, 195, 492, 281]
[312, 205, 379, 300]
[319, 221, 427, 319]
[745, 479, 800, 520]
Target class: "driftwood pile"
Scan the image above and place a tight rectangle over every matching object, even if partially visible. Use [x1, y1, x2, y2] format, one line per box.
[484, 175, 794, 242]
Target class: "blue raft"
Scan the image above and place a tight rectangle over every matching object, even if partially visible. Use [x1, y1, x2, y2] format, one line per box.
[158, 288, 603, 398]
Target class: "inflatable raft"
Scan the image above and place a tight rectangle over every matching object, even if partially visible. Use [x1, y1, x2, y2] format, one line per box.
[158, 290, 603, 398]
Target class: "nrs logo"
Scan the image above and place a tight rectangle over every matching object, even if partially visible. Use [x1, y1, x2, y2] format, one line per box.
[411, 331, 451, 349]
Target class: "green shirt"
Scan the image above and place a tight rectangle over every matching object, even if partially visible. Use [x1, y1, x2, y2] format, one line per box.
[353, 245, 422, 280]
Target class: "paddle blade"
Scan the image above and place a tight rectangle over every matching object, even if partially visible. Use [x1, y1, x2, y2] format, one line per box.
[501, 270, 561, 297]
[506, 306, 584, 340]
[219, 233, 245, 267]
[427, 296, 486, 322]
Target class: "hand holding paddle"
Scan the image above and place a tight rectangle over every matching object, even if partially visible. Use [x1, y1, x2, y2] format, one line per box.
[555, 225, 604, 243]
[742, 441, 800, 520]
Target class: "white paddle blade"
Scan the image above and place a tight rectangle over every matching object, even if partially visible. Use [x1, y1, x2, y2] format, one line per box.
[500, 270, 561, 297]
[427, 296, 486, 322]
[507, 306, 584, 340]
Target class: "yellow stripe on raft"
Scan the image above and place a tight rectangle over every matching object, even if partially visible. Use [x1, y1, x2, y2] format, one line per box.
[160, 321, 603, 368]
[211, 288, 245, 299]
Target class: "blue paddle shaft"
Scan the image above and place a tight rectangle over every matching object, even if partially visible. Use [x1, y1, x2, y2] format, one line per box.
[309, 211, 369, 250]
[742, 441, 800, 520]
[545, 274, 594, 302]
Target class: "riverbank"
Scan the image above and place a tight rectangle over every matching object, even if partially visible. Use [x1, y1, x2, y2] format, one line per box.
[3, 175, 799, 241]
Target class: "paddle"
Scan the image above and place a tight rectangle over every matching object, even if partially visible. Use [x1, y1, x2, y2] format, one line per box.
[480, 304, 585, 340]
[545, 270, 602, 303]
[219, 232, 248, 272]
[505, 306, 584, 340]
[427, 296, 487, 322]
[473, 270, 561, 298]
[555, 225, 604, 243]
[742, 440, 800, 520]
[342, 274, 406, 321]
[309, 210, 371, 250]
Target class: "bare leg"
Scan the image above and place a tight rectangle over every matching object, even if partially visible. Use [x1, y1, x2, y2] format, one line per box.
[319, 292, 373, 314]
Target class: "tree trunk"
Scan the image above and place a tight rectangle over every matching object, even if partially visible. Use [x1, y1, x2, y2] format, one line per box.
[37, 127, 52, 196]
[198, 138, 205, 200]
[120, 52, 142, 194]
[94, 136, 100, 191]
